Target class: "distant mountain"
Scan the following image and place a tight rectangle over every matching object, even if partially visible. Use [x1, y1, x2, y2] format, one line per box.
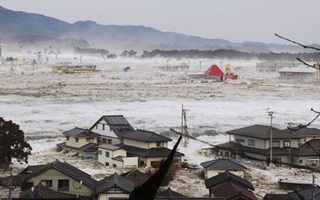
[0, 6, 315, 53]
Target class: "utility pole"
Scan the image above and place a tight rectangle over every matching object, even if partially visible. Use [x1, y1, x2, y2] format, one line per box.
[287, 122, 296, 166]
[267, 111, 275, 166]
[181, 104, 188, 147]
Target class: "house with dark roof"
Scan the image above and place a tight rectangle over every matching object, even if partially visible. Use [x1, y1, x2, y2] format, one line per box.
[205, 171, 257, 200]
[57, 127, 100, 158]
[115, 129, 184, 168]
[200, 158, 247, 179]
[95, 173, 134, 200]
[89, 115, 135, 145]
[214, 124, 320, 167]
[210, 181, 258, 200]
[21, 159, 97, 197]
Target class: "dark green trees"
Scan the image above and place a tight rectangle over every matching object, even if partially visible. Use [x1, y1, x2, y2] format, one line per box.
[0, 117, 32, 168]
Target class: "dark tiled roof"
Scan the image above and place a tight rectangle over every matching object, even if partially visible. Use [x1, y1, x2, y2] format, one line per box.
[211, 182, 258, 200]
[117, 144, 184, 158]
[200, 158, 247, 170]
[288, 185, 320, 200]
[96, 173, 134, 194]
[63, 127, 100, 137]
[103, 115, 131, 125]
[156, 187, 185, 197]
[58, 142, 97, 153]
[20, 165, 46, 175]
[98, 143, 121, 151]
[263, 193, 289, 200]
[23, 159, 97, 189]
[303, 139, 320, 150]
[89, 115, 135, 137]
[226, 124, 300, 139]
[288, 127, 320, 137]
[121, 169, 151, 187]
[121, 129, 172, 142]
[205, 171, 254, 190]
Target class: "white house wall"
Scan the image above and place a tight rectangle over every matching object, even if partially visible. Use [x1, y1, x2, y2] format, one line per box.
[148, 141, 168, 148]
[98, 148, 125, 168]
[98, 193, 130, 200]
[233, 135, 266, 149]
[123, 138, 149, 149]
[123, 157, 139, 168]
[92, 121, 118, 138]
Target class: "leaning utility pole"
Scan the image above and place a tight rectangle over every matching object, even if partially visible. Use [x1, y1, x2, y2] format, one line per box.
[267, 111, 275, 166]
[181, 104, 188, 147]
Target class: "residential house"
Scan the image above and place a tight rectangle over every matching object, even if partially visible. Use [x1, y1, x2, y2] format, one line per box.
[21, 159, 97, 197]
[57, 127, 100, 158]
[95, 173, 134, 200]
[279, 66, 317, 81]
[89, 115, 135, 145]
[97, 143, 138, 169]
[214, 124, 320, 167]
[200, 158, 247, 179]
[205, 171, 257, 200]
[116, 129, 184, 168]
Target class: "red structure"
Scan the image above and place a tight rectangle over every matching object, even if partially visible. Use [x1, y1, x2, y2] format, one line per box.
[204, 65, 225, 82]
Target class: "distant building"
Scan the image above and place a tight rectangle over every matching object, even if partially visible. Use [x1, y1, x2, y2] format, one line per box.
[52, 64, 96, 73]
[256, 61, 298, 72]
[279, 66, 317, 80]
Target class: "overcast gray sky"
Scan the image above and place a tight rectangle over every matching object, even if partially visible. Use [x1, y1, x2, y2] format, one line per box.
[1, 0, 319, 44]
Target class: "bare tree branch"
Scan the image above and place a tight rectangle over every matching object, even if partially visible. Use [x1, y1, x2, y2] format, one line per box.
[275, 34, 320, 51]
[287, 108, 320, 131]
[296, 58, 319, 69]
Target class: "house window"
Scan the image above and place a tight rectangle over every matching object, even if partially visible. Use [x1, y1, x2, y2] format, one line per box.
[102, 138, 107, 143]
[299, 160, 303, 164]
[75, 138, 79, 143]
[156, 142, 162, 147]
[236, 138, 245, 143]
[105, 151, 110, 157]
[86, 138, 94, 142]
[107, 139, 112, 144]
[103, 124, 105, 131]
[66, 136, 69, 141]
[248, 139, 255, 146]
[284, 141, 290, 148]
[113, 164, 117, 168]
[272, 141, 280, 148]
[105, 162, 109, 166]
[98, 150, 102, 155]
[41, 180, 52, 187]
[58, 179, 69, 191]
